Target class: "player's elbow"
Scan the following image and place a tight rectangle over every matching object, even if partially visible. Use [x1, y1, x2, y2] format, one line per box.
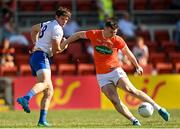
[31, 26, 36, 33]
[31, 24, 41, 33]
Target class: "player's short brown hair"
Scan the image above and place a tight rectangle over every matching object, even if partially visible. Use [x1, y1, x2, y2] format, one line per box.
[105, 18, 118, 30]
[56, 6, 71, 18]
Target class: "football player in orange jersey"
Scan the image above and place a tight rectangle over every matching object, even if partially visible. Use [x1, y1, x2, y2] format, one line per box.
[62, 18, 170, 126]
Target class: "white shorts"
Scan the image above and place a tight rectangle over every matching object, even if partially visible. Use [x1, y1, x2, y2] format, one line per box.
[96, 67, 127, 88]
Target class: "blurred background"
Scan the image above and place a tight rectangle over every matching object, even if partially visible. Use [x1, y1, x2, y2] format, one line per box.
[0, 0, 180, 111]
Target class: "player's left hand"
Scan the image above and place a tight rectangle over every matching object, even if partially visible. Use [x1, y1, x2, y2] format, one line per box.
[136, 66, 143, 75]
[29, 46, 35, 54]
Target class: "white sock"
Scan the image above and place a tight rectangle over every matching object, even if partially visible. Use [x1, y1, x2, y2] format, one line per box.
[130, 117, 137, 122]
[152, 103, 161, 110]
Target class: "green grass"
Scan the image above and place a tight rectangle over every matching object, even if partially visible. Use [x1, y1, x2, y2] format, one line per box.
[0, 109, 179, 128]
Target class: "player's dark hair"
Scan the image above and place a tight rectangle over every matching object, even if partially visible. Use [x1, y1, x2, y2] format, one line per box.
[105, 17, 118, 30]
[56, 6, 71, 18]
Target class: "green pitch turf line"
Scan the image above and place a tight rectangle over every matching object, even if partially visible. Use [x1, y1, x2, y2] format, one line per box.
[0, 127, 180, 129]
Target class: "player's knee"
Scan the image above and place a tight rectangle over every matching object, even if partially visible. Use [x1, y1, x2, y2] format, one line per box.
[43, 81, 49, 89]
[44, 81, 53, 89]
[44, 87, 54, 98]
[48, 88, 54, 97]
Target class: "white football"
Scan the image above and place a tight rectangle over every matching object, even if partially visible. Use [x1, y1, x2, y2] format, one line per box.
[138, 102, 154, 118]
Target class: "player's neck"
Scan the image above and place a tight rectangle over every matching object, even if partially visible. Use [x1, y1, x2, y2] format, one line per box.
[102, 30, 112, 39]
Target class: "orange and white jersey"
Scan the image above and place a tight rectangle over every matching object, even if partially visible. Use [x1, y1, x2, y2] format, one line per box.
[85, 30, 126, 74]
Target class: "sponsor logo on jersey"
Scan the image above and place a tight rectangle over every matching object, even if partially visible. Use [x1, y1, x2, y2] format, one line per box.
[95, 45, 113, 54]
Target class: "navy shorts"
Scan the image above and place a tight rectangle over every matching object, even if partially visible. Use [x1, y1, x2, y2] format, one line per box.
[29, 51, 51, 76]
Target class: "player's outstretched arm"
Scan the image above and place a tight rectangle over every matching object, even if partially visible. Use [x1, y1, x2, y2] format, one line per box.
[122, 45, 143, 75]
[61, 31, 87, 49]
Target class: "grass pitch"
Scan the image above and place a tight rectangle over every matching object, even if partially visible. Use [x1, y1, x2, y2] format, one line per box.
[0, 109, 179, 128]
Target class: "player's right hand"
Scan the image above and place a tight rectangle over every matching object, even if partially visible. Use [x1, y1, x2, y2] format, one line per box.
[60, 38, 69, 51]
[136, 66, 143, 75]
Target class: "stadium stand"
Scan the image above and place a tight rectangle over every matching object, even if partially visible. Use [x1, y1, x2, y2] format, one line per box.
[18, 1, 37, 11]
[141, 64, 153, 75]
[175, 62, 180, 73]
[58, 64, 76, 75]
[39, 1, 55, 11]
[169, 52, 180, 65]
[56, 0, 72, 10]
[154, 30, 170, 44]
[1, 0, 179, 76]
[122, 64, 135, 74]
[113, 0, 128, 10]
[126, 41, 135, 50]
[12, 44, 27, 54]
[22, 32, 32, 44]
[15, 55, 30, 75]
[155, 62, 173, 74]
[76, 0, 94, 11]
[53, 54, 70, 66]
[77, 63, 95, 75]
[161, 41, 176, 54]
[19, 64, 31, 76]
[15, 55, 29, 66]
[133, 0, 148, 10]
[151, 0, 168, 10]
[67, 42, 91, 64]
[51, 64, 57, 75]
[149, 53, 167, 67]
[145, 41, 158, 52]
[0, 66, 17, 76]
[136, 30, 151, 41]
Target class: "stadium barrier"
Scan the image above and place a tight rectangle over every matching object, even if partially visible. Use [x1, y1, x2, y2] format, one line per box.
[13, 75, 180, 110]
[102, 75, 180, 109]
[14, 76, 100, 110]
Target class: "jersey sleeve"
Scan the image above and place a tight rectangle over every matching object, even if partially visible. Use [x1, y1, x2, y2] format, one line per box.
[52, 25, 63, 40]
[115, 36, 126, 49]
[85, 30, 96, 39]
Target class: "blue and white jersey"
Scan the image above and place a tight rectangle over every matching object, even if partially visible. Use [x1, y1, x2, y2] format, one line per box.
[34, 20, 63, 57]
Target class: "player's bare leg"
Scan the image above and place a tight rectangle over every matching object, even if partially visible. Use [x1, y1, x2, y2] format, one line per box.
[117, 77, 170, 121]
[36, 70, 53, 127]
[101, 83, 141, 126]
[37, 86, 53, 127]
[17, 70, 51, 113]
[40, 86, 54, 110]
